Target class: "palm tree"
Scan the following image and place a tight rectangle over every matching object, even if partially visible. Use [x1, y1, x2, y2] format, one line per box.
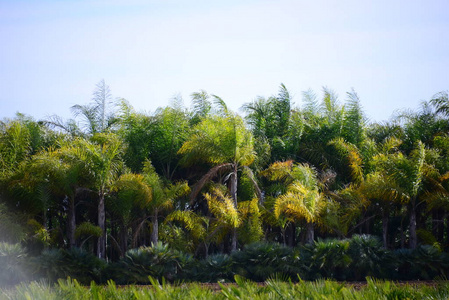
[71, 79, 118, 135]
[26, 148, 90, 249]
[373, 141, 433, 249]
[65, 133, 123, 258]
[0, 120, 32, 178]
[430, 91, 449, 117]
[164, 209, 209, 255]
[242, 84, 301, 162]
[331, 136, 411, 248]
[298, 87, 346, 171]
[204, 187, 242, 251]
[262, 161, 328, 245]
[178, 108, 259, 251]
[111, 173, 152, 256]
[141, 160, 190, 246]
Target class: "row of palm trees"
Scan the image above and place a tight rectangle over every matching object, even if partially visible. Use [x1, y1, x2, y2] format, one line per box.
[1, 81, 449, 260]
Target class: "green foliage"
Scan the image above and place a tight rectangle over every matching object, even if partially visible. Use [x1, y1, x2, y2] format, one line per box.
[5, 85, 449, 288]
[179, 114, 255, 167]
[394, 245, 449, 280]
[301, 238, 351, 280]
[0, 242, 28, 286]
[71, 79, 118, 135]
[346, 234, 389, 280]
[205, 188, 241, 229]
[231, 242, 299, 282]
[32, 247, 106, 284]
[163, 210, 207, 253]
[75, 222, 103, 240]
[187, 253, 234, 282]
[237, 198, 263, 244]
[159, 223, 195, 253]
[4, 278, 449, 300]
[0, 204, 27, 244]
[108, 242, 192, 284]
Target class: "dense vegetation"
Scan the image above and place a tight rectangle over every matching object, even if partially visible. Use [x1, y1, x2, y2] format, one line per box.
[3, 277, 449, 300]
[1, 80, 449, 286]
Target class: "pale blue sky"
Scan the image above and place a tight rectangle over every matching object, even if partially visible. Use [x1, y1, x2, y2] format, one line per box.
[1, 0, 448, 122]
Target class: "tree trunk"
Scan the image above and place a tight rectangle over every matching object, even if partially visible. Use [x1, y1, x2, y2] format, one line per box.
[97, 190, 106, 259]
[230, 164, 238, 252]
[288, 223, 296, 247]
[436, 209, 444, 243]
[409, 201, 417, 249]
[282, 227, 287, 245]
[231, 227, 237, 252]
[67, 196, 76, 248]
[432, 209, 438, 239]
[119, 223, 128, 257]
[305, 222, 314, 245]
[150, 211, 159, 246]
[382, 209, 389, 249]
[400, 220, 405, 249]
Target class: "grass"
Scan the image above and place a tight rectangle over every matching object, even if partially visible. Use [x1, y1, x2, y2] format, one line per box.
[1, 277, 449, 299]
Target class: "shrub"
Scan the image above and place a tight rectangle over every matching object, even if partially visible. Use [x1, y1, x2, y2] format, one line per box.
[231, 242, 299, 282]
[346, 234, 390, 280]
[32, 247, 106, 284]
[0, 242, 28, 286]
[301, 238, 351, 281]
[394, 245, 449, 280]
[185, 253, 234, 282]
[108, 242, 192, 284]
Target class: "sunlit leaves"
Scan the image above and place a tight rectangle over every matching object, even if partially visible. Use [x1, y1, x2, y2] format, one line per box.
[179, 114, 254, 167]
[112, 173, 152, 211]
[264, 162, 327, 226]
[205, 188, 241, 229]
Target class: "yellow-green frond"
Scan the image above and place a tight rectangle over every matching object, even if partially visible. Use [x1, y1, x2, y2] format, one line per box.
[112, 173, 152, 208]
[165, 210, 207, 240]
[204, 189, 241, 228]
[261, 160, 293, 181]
[274, 183, 324, 224]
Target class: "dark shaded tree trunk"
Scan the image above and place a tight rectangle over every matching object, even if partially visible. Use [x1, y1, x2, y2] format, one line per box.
[282, 226, 287, 245]
[230, 163, 238, 252]
[433, 209, 444, 243]
[288, 223, 296, 247]
[409, 200, 417, 249]
[400, 220, 405, 249]
[97, 190, 106, 259]
[67, 196, 76, 248]
[382, 209, 389, 249]
[305, 222, 314, 245]
[231, 227, 237, 252]
[150, 211, 159, 246]
[119, 224, 128, 257]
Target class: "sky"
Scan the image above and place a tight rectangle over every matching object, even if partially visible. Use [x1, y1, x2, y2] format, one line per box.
[1, 0, 448, 123]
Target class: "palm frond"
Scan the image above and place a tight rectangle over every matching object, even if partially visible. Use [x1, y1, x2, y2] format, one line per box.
[189, 163, 233, 203]
[165, 210, 207, 240]
[204, 188, 241, 228]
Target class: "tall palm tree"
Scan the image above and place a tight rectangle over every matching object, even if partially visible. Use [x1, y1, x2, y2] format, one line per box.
[178, 109, 259, 251]
[141, 160, 190, 246]
[331, 136, 410, 248]
[71, 79, 118, 135]
[0, 120, 32, 178]
[27, 147, 91, 249]
[373, 141, 433, 249]
[111, 173, 152, 256]
[430, 91, 449, 117]
[262, 161, 327, 245]
[64, 133, 123, 258]
[242, 84, 300, 162]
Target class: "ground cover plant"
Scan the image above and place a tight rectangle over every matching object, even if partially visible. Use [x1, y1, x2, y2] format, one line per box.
[2, 277, 449, 300]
